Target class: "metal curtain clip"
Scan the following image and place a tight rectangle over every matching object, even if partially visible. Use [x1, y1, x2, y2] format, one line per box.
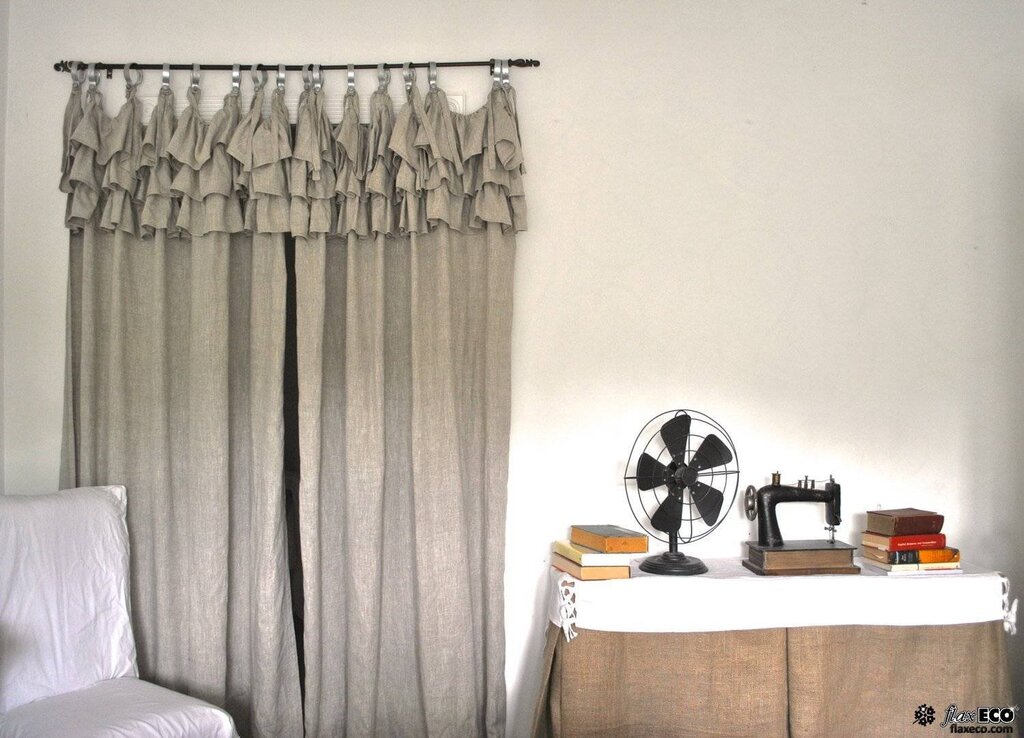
[161, 63, 171, 90]
[428, 62, 438, 91]
[302, 64, 313, 91]
[312, 64, 322, 91]
[377, 63, 390, 93]
[501, 58, 510, 88]
[231, 64, 240, 94]
[70, 61, 86, 90]
[491, 58, 501, 87]
[346, 64, 356, 95]
[277, 64, 286, 92]
[190, 63, 201, 92]
[403, 62, 415, 93]
[87, 63, 100, 90]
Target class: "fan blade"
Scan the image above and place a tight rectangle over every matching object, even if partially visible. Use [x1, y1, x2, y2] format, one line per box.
[636, 453, 671, 490]
[687, 433, 733, 472]
[660, 414, 691, 464]
[688, 481, 725, 525]
[650, 490, 684, 534]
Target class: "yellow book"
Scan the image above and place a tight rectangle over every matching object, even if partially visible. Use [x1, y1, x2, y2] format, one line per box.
[553, 539, 636, 567]
[551, 553, 631, 580]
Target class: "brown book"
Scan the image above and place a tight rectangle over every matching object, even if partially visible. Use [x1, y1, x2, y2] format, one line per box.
[551, 553, 631, 580]
[865, 508, 944, 536]
[746, 540, 856, 570]
[569, 525, 648, 553]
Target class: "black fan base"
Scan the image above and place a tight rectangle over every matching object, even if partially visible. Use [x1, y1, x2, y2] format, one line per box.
[639, 551, 708, 576]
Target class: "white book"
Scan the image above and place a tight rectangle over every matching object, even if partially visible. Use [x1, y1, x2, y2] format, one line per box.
[858, 559, 964, 576]
[552, 539, 637, 567]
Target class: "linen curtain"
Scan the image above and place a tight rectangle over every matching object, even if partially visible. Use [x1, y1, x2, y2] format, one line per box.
[59, 65, 525, 737]
[59, 78, 301, 737]
[295, 82, 523, 736]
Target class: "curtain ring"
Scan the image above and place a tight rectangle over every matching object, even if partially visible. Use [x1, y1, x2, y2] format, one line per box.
[87, 63, 100, 90]
[501, 59, 511, 89]
[377, 63, 390, 93]
[231, 64, 240, 94]
[70, 61, 86, 90]
[277, 64, 286, 92]
[346, 63, 356, 95]
[403, 62, 415, 93]
[312, 64, 322, 91]
[191, 63, 201, 92]
[161, 63, 171, 90]
[302, 64, 313, 91]
[491, 58, 501, 88]
[123, 63, 142, 91]
[251, 63, 267, 91]
[428, 62, 438, 91]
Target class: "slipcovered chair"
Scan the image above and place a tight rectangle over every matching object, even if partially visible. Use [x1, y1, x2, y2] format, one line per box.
[0, 485, 237, 737]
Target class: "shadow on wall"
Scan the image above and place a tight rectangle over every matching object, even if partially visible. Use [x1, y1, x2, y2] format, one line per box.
[995, 97, 1024, 709]
[962, 96, 1024, 707]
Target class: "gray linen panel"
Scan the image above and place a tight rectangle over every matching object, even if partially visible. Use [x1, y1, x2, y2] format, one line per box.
[60, 227, 302, 737]
[296, 224, 515, 737]
[59, 72, 526, 737]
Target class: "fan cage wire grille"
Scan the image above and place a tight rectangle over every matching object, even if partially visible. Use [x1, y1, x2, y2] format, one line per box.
[624, 409, 740, 545]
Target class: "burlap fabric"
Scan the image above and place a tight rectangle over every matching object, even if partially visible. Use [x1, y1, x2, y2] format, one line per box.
[534, 621, 1011, 738]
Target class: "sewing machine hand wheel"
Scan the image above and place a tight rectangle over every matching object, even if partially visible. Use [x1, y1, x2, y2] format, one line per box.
[743, 485, 758, 521]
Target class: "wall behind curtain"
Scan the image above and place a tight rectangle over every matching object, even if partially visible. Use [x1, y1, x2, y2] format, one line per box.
[3, 1, 1024, 734]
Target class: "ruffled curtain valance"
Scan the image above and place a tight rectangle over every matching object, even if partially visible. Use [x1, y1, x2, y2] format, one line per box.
[59, 75, 526, 240]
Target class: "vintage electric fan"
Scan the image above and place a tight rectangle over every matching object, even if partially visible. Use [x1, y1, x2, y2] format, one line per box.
[623, 410, 740, 575]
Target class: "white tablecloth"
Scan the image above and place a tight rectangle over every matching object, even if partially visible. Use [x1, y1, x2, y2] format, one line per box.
[548, 556, 1016, 641]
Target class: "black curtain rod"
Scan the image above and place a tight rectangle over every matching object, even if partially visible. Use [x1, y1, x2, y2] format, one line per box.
[54, 59, 539, 76]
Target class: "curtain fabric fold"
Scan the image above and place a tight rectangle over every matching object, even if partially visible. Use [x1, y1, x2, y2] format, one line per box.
[59, 69, 524, 737]
[296, 227, 515, 736]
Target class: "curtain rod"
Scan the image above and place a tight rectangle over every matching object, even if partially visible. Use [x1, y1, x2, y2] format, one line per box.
[54, 59, 540, 76]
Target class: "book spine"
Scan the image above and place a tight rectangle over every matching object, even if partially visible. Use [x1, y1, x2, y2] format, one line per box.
[917, 547, 960, 564]
[552, 540, 634, 566]
[891, 515, 944, 535]
[885, 534, 946, 551]
[552, 540, 583, 565]
[876, 549, 961, 564]
[569, 527, 647, 553]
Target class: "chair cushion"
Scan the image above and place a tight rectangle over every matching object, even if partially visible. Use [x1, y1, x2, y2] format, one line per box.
[0, 486, 136, 712]
[0, 677, 237, 737]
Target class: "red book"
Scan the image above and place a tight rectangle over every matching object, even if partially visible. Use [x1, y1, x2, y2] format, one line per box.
[860, 532, 946, 551]
[865, 508, 944, 536]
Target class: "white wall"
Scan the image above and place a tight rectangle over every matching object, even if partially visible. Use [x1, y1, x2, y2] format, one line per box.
[4, 1, 1022, 733]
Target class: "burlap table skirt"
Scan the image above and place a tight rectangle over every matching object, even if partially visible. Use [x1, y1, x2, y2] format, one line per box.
[532, 621, 1011, 738]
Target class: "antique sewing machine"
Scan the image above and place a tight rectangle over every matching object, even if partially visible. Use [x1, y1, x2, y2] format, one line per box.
[742, 473, 859, 575]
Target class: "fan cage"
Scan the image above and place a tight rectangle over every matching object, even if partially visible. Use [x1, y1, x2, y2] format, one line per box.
[623, 409, 740, 545]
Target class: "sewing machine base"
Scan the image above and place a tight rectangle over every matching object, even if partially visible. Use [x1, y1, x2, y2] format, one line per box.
[743, 539, 860, 576]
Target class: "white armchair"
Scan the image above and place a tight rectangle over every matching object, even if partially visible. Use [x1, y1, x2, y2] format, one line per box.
[0, 486, 237, 737]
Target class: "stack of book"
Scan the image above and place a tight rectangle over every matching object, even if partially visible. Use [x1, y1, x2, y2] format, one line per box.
[859, 508, 961, 575]
[550, 525, 648, 580]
